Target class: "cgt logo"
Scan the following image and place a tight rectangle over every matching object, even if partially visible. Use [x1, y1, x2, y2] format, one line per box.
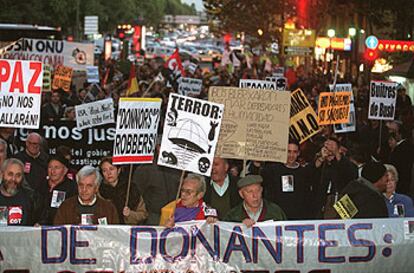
[8, 206, 23, 225]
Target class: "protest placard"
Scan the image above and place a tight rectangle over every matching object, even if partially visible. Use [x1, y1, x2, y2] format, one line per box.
[158, 93, 224, 176]
[368, 80, 398, 120]
[289, 89, 319, 143]
[209, 87, 291, 163]
[52, 65, 72, 92]
[0, 59, 43, 129]
[0, 38, 94, 70]
[265, 76, 288, 91]
[86, 66, 99, 83]
[113, 98, 162, 164]
[178, 77, 203, 96]
[42, 64, 51, 92]
[239, 79, 277, 90]
[75, 98, 114, 130]
[318, 91, 352, 125]
[329, 84, 356, 133]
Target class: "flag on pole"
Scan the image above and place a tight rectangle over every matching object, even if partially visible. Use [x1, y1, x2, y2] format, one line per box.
[165, 48, 185, 77]
[126, 63, 139, 97]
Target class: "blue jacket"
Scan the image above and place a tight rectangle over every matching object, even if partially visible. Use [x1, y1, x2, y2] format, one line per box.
[385, 193, 414, 217]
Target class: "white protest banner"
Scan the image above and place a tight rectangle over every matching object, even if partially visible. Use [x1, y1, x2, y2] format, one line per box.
[368, 80, 398, 120]
[86, 66, 100, 83]
[289, 89, 320, 144]
[0, 38, 94, 70]
[239, 79, 277, 90]
[75, 98, 114, 130]
[0, 59, 43, 129]
[158, 93, 224, 176]
[1, 218, 414, 272]
[330, 83, 357, 133]
[209, 86, 291, 163]
[178, 77, 203, 96]
[113, 98, 162, 164]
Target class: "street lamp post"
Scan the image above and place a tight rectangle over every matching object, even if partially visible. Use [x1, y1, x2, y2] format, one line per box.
[327, 29, 335, 75]
[348, 27, 357, 81]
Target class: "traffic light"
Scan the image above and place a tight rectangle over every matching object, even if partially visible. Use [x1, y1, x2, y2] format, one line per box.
[364, 49, 378, 62]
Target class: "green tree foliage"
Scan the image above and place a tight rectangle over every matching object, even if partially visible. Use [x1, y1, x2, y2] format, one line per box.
[0, 0, 196, 36]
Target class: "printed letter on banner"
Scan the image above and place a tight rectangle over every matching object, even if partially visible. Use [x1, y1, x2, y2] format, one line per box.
[113, 98, 162, 164]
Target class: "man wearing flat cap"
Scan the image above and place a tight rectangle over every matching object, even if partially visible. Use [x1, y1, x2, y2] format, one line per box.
[223, 175, 286, 227]
[330, 161, 389, 219]
[34, 154, 77, 225]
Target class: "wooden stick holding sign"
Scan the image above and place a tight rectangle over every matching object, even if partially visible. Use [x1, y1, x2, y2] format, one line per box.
[124, 164, 134, 207]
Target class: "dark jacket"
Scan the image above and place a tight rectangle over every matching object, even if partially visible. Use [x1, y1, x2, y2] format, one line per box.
[331, 178, 389, 219]
[223, 199, 287, 223]
[204, 174, 242, 217]
[15, 150, 49, 191]
[54, 195, 119, 225]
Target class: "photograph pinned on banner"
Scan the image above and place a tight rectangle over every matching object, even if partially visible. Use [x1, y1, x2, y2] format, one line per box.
[329, 84, 356, 133]
[75, 98, 115, 130]
[158, 93, 224, 176]
[113, 98, 162, 165]
[239, 79, 276, 90]
[0, 59, 43, 129]
[368, 80, 398, 120]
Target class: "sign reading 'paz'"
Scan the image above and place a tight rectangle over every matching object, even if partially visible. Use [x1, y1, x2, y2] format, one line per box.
[0, 59, 43, 129]
[289, 89, 320, 144]
[318, 92, 352, 125]
[209, 86, 291, 163]
[158, 93, 224, 176]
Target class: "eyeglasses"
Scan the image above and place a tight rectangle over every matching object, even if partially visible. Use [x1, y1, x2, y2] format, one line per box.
[180, 188, 197, 195]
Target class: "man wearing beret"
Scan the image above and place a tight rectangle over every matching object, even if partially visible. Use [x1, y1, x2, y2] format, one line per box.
[34, 154, 77, 225]
[330, 161, 389, 219]
[223, 175, 286, 227]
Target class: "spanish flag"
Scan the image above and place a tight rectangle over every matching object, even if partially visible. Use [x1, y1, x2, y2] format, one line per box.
[126, 63, 139, 97]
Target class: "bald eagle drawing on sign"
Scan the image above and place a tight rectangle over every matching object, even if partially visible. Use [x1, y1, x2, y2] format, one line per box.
[158, 93, 224, 176]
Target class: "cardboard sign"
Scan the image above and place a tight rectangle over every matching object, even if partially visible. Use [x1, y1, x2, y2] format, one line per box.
[75, 98, 115, 130]
[0, 59, 43, 129]
[52, 65, 72, 92]
[289, 89, 320, 143]
[178, 77, 203, 96]
[113, 98, 162, 164]
[0, 38, 94, 70]
[239, 79, 277, 90]
[209, 87, 291, 163]
[158, 93, 224, 176]
[318, 92, 352, 125]
[368, 81, 398, 120]
[330, 84, 356, 133]
[86, 66, 99, 83]
[42, 64, 51, 92]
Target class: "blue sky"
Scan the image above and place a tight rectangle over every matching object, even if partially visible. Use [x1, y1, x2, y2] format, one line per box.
[182, 0, 204, 11]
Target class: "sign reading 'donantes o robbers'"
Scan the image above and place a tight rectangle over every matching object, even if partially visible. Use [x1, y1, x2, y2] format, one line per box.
[0, 59, 43, 129]
[368, 80, 398, 120]
[209, 86, 291, 163]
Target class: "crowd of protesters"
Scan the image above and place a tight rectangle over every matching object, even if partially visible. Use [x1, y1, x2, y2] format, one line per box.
[0, 49, 414, 227]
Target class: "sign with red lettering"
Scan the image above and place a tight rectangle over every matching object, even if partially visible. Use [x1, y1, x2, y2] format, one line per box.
[0, 59, 43, 129]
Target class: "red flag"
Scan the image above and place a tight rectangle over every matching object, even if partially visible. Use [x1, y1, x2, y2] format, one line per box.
[165, 48, 185, 77]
